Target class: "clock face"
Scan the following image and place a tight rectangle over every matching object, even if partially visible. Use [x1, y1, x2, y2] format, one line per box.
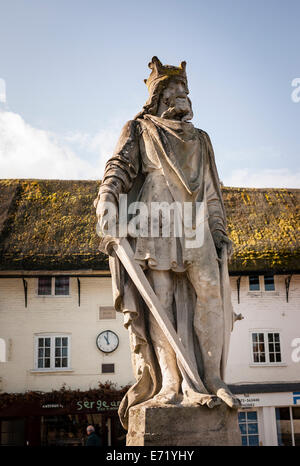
[96, 330, 119, 353]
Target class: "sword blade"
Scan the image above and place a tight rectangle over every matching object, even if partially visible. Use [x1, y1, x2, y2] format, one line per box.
[113, 237, 207, 393]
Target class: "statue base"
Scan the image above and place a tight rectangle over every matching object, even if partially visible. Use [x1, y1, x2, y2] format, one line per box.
[126, 403, 241, 446]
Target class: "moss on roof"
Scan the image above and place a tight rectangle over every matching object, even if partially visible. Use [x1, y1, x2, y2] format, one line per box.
[0, 179, 107, 270]
[224, 187, 300, 273]
[0, 180, 299, 273]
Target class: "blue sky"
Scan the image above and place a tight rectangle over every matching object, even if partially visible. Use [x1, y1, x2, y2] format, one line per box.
[0, 0, 299, 187]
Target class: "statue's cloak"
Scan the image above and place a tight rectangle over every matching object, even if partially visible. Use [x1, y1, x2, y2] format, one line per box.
[99, 115, 234, 430]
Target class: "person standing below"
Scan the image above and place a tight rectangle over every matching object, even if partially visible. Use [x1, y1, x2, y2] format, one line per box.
[85, 425, 102, 446]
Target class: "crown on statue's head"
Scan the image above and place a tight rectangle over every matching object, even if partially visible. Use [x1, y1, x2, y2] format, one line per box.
[144, 56, 188, 94]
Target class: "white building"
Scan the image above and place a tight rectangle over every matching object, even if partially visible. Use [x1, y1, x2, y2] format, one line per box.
[227, 273, 300, 446]
[0, 179, 299, 446]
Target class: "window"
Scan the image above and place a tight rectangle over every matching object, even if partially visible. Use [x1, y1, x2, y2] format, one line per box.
[251, 331, 282, 364]
[238, 411, 259, 446]
[35, 335, 70, 370]
[0, 419, 25, 446]
[276, 407, 300, 446]
[264, 274, 275, 291]
[249, 275, 260, 291]
[41, 414, 94, 446]
[55, 276, 69, 295]
[38, 277, 52, 295]
[38, 277, 69, 296]
[249, 275, 276, 292]
[102, 363, 115, 373]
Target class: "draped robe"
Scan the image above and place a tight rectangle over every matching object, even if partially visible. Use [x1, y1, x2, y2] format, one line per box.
[96, 115, 235, 429]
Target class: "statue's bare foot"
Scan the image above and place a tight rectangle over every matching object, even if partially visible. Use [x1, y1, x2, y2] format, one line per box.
[182, 389, 221, 408]
[206, 396, 223, 408]
[152, 389, 182, 405]
[216, 389, 241, 409]
[205, 377, 241, 409]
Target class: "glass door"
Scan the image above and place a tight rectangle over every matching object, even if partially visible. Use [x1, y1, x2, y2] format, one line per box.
[276, 406, 300, 446]
[293, 406, 300, 446]
[0, 418, 25, 446]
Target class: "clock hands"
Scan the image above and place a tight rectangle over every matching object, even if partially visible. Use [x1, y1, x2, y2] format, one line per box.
[104, 332, 110, 345]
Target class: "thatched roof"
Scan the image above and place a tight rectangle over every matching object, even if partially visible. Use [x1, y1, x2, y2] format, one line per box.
[0, 179, 107, 271]
[0, 179, 299, 273]
[224, 187, 299, 274]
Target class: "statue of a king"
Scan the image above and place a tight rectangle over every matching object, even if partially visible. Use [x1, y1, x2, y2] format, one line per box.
[94, 57, 241, 430]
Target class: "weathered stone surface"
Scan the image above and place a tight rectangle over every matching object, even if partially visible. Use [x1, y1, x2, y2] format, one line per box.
[95, 57, 241, 432]
[127, 403, 241, 446]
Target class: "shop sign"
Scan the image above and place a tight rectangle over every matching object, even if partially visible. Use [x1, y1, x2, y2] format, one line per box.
[239, 396, 261, 408]
[42, 404, 64, 409]
[76, 400, 121, 411]
[239, 392, 295, 408]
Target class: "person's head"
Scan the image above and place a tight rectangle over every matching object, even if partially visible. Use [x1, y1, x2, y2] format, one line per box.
[86, 425, 95, 435]
[138, 56, 193, 121]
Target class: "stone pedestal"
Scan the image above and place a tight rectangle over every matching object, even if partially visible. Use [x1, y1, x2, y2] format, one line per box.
[126, 403, 241, 446]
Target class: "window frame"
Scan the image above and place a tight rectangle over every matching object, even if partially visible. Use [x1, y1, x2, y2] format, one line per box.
[33, 334, 72, 372]
[248, 274, 277, 293]
[249, 330, 285, 366]
[264, 274, 275, 291]
[238, 410, 260, 446]
[248, 275, 260, 291]
[36, 276, 71, 297]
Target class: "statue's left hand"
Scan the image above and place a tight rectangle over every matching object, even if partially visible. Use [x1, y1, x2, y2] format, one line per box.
[213, 231, 233, 257]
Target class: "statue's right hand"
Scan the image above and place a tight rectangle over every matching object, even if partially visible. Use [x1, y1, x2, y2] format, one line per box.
[96, 193, 118, 235]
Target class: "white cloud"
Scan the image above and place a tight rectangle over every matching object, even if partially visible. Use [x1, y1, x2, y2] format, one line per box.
[224, 168, 300, 189]
[0, 110, 120, 180]
[0, 109, 298, 190]
[0, 78, 6, 103]
[63, 122, 122, 176]
[219, 145, 300, 188]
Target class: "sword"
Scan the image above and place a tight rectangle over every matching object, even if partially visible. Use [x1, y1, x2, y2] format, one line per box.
[110, 236, 208, 393]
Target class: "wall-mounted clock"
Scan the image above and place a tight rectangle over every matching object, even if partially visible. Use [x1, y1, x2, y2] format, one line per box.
[96, 330, 119, 353]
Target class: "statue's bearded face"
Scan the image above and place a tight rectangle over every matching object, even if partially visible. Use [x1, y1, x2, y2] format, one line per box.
[157, 77, 193, 121]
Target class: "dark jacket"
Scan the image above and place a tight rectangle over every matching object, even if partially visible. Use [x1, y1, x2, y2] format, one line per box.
[85, 432, 102, 446]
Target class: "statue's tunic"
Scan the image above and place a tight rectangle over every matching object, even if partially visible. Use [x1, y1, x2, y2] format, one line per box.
[99, 115, 226, 270]
[96, 115, 234, 429]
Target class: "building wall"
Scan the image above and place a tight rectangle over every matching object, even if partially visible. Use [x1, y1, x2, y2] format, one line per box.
[0, 275, 135, 393]
[226, 274, 300, 384]
[0, 273, 300, 395]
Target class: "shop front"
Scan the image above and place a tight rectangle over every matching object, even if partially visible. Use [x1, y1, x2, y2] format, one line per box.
[0, 391, 127, 446]
[236, 389, 300, 446]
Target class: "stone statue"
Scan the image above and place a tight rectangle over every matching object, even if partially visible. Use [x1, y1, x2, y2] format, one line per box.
[94, 57, 241, 432]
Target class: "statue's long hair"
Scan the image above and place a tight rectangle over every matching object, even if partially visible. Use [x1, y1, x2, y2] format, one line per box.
[134, 79, 165, 119]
